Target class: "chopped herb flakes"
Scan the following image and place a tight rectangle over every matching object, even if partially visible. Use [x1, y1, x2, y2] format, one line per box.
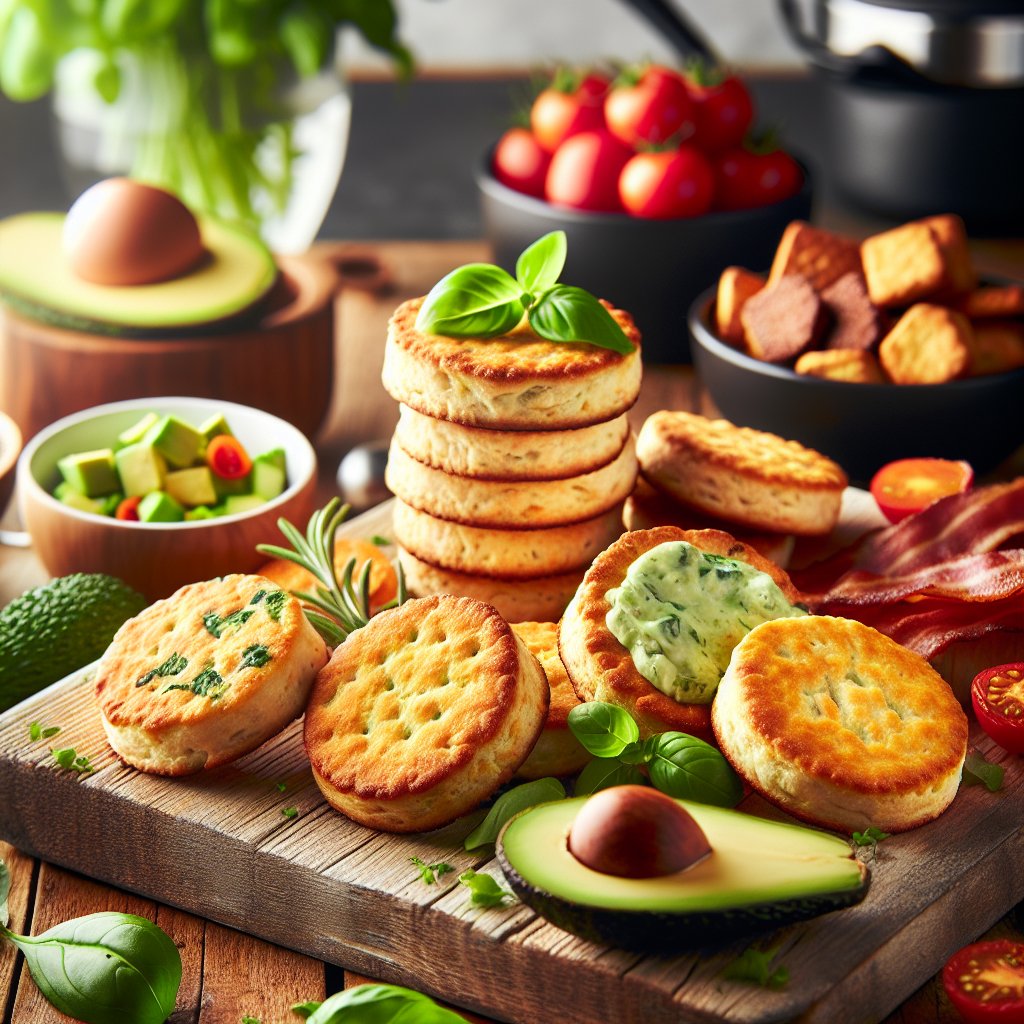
[275, 781, 287, 793]
[164, 664, 227, 699]
[203, 608, 255, 638]
[371, 535, 391, 546]
[722, 945, 789, 990]
[264, 590, 287, 621]
[963, 750, 1005, 792]
[250, 590, 267, 605]
[282, 807, 298, 819]
[135, 652, 188, 688]
[411, 857, 454, 885]
[239, 644, 271, 670]
[851, 827, 890, 848]
[29, 722, 61, 741]
[458, 870, 512, 908]
[52, 747, 95, 774]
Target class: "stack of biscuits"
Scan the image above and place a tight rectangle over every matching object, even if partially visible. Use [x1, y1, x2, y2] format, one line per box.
[381, 296, 642, 622]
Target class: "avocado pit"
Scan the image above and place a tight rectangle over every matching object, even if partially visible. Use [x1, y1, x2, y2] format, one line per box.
[568, 785, 711, 879]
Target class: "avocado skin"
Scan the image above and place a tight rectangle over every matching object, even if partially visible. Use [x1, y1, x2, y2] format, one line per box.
[0, 574, 147, 712]
[497, 844, 870, 953]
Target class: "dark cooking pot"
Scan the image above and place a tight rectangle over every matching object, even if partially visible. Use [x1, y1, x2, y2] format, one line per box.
[778, 0, 1024, 231]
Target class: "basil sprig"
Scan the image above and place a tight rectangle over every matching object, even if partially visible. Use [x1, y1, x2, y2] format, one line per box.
[416, 231, 635, 355]
[568, 701, 743, 808]
[464, 777, 566, 851]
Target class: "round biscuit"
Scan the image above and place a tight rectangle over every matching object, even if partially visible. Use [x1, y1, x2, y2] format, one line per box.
[712, 615, 968, 833]
[559, 526, 802, 740]
[636, 411, 847, 536]
[95, 574, 328, 775]
[381, 297, 642, 429]
[385, 433, 637, 528]
[304, 595, 549, 832]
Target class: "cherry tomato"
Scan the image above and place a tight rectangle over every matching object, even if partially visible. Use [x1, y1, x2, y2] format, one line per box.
[686, 73, 754, 152]
[869, 458, 974, 524]
[492, 127, 551, 198]
[115, 495, 142, 521]
[545, 130, 633, 213]
[206, 434, 252, 480]
[605, 65, 694, 148]
[714, 147, 803, 211]
[972, 665, 1024, 754]
[618, 146, 714, 219]
[943, 939, 1024, 1023]
[530, 71, 607, 153]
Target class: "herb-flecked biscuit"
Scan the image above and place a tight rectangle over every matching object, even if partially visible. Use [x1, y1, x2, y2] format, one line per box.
[95, 574, 328, 775]
[559, 526, 802, 740]
[511, 621, 588, 779]
[397, 548, 584, 623]
[712, 615, 968, 833]
[394, 405, 630, 481]
[381, 297, 642, 430]
[385, 434, 637, 528]
[304, 595, 549, 832]
[636, 411, 847, 536]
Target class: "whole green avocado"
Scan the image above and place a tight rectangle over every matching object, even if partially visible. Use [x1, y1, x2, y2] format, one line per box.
[0, 574, 147, 711]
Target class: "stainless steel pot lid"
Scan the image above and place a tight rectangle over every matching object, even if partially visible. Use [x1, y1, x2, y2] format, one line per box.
[780, 0, 1024, 86]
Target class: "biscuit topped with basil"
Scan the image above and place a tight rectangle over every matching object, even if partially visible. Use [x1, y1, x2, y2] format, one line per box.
[95, 574, 328, 775]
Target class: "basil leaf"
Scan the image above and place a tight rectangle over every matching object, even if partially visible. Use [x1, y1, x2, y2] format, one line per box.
[0, 7, 55, 101]
[963, 750, 1005, 792]
[464, 777, 566, 851]
[851, 826, 890, 848]
[516, 230, 566, 296]
[574, 758, 645, 797]
[291, 1002, 322, 1019]
[7, 911, 181, 1024]
[722, 945, 789, 989]
[618, 740, 652, 766]
[306, 983, 467, 1023]
[568, 701, 640, 758]
[0, 858, 10, 927]
[458, 870, 513, 909]
[528, 285, 635, 355]
[416, 264, 524, 339]
[281, 6, 331, 78]
[647, 732, 743, 807]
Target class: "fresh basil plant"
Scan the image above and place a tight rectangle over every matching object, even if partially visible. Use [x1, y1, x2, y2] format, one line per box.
[416, 231, 635, 355]
[299, 983, 469, 1023]
[464, 776, 566, 851]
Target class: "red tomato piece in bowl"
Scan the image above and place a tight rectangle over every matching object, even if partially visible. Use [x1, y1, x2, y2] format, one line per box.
[943, 939, 1024, 1023]
[972, 664, 1024, 754]
[619, 146, 714, 219]
[492, 127, 551, 198]
[206, 435, 252, 480]
[869, 457, 974, 524]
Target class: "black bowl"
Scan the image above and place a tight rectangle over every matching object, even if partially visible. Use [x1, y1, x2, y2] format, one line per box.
[689, 286, 1024, 484]
[477, 152, 813, 364]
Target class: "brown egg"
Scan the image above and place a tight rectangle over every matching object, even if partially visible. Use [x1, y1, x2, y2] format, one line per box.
[568, 785, 712, 878]
[63, 178, 204, 286]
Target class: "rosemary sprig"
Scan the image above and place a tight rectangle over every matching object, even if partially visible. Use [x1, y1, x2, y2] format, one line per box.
[256, 498, 406, 646]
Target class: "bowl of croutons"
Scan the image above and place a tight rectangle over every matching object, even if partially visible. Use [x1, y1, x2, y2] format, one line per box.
[689, 216, 1024, 482]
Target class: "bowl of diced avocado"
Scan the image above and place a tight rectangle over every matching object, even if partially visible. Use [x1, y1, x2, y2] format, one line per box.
[18, 397, 317, 599]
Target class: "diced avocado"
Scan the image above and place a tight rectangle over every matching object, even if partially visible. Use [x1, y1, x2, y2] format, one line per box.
[56, 486, 105, 515]
[118, 412, 160, 448]
[143, 415, 204, 469]
[254, 447, 286, 471]
[185, 505, 217, 521]
[115, 443, 167, 497]
[223, 494, 267, 516]
[213, 472, 252, 498]
[199, 414, 233, 442]
[137, 490, 185, 523]
[165, 466, 218, 508]
[252, 460, 285, 500]
[497, 797, 870, 953]
[57, 448, 119, 498]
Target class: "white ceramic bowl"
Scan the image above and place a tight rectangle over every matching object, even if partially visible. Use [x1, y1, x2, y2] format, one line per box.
[18, 397, 317, 598]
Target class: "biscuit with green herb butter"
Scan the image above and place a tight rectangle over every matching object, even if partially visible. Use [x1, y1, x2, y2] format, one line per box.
[95, 574, 328, 775]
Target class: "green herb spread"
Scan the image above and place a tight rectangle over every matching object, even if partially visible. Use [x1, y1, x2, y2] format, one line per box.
[605, 541, 805, 704]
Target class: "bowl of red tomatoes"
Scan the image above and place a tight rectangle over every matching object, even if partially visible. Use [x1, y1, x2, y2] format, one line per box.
[478, 63, 812, 363]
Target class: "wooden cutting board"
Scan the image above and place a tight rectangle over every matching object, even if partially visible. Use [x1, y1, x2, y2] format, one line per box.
[1, 498, 1021, 1024]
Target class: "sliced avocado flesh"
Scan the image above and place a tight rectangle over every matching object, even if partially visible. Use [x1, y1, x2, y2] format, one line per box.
[497, 798, 869, 951]
[0, 212, 276, 333]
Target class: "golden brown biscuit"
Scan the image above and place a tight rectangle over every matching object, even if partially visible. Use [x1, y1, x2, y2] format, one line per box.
[878, 303, 973, 384]
[397, 548, 583, 623]
[821, 271, 887, 352]
[794, 348, 886, 384]
[95, 575, 328, 775]
[768, 221, 862, 292]
[385, 433, 637, 528]
[304, 595, 548, 832]
[636, 411, 847, 536]
[969, 320, 1024, 376]
[712, 615, 968, 833]
[381, 297, 642, 430]
[559, 526, 802, 739]
[511, 621, 588, 779]
[956, 285, 1024, 320]
[715, 266, 764, 346]
[861, 222, 948, 307]
[393, 404, 630, 481]
[918, 214, 976, 294]
[741, 275, 827, 363]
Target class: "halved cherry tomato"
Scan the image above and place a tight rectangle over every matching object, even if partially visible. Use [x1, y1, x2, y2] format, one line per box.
[492, 127, 551, 198]
[972, 664, 1024, 754]
[530, 70, 608, 153]
[869, 458, 974, 524]
[605, 65, 694, 148]
[943, 939, 1024, 1023]
[115, 495, 142, 521]
[545, 130, 633, 213]
[206, 435, 252, 480]
[618, 146, 714, 219]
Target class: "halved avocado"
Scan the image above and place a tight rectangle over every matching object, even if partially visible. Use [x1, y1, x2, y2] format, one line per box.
[0, 212, 276, 335]
[496, 797, 870, 952]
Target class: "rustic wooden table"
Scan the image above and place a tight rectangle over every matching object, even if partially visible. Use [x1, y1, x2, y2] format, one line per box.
[1, 239, 1023, 1024]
